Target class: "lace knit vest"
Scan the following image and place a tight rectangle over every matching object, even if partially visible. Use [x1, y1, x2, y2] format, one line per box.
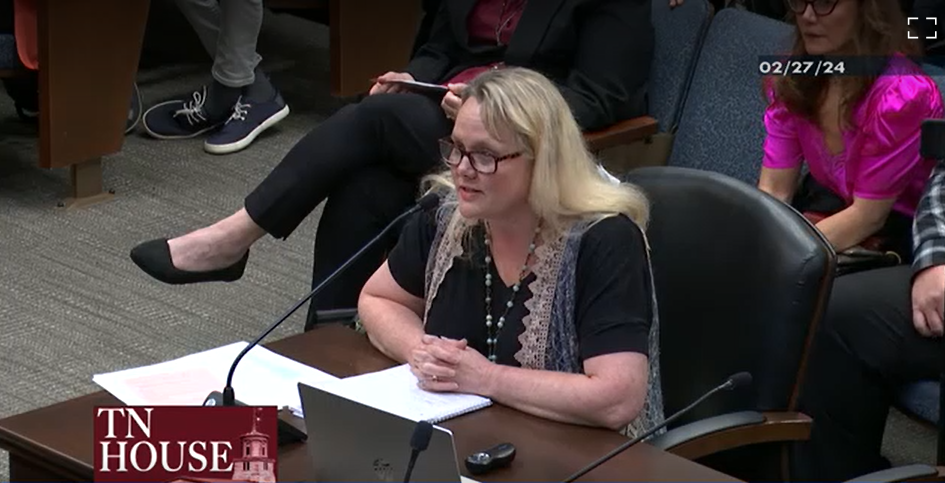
[421, 198, 666, 438]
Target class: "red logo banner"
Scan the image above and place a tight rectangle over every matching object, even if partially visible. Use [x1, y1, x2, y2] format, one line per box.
[93, 406, 277, 483]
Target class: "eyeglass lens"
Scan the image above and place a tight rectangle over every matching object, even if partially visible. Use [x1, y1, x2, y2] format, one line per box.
[787, 0, 837, 15]
[440, 141, 497, 173]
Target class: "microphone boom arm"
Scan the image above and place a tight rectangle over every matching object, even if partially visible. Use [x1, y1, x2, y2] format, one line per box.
[222, 200, 430, 406]
[562, 374, 749, 483]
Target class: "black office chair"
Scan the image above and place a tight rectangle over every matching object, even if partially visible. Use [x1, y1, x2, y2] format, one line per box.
[623, 166, 836, 481]
[314, 308, 359, 326]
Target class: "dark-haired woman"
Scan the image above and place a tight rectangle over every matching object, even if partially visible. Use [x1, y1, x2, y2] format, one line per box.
[760, 0, 945, 480]
[757, 0, 942, 261]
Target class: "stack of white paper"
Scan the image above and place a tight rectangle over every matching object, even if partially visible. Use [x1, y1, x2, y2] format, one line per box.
[289, 364, 492, 423]
[93, 341, 339, 410]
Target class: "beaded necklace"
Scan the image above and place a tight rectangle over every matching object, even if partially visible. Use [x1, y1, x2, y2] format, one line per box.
[482, 222, 542, 362]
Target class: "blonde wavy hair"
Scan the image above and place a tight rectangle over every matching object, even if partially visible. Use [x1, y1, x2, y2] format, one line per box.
[422, 67, 649, 233]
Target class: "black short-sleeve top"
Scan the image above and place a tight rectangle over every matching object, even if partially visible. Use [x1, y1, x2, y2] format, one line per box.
[386, 210, 653, 367]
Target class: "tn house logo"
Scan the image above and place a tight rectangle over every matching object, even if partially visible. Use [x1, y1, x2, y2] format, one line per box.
[908, 17, 939, 39]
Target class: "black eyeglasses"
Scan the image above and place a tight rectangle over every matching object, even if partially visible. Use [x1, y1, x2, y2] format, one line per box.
[439, 138, 522, 175]
[786, 0, 839, 15]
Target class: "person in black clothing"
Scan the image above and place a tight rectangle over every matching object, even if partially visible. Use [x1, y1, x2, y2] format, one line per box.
[128, 0, 654, 332]
[359, 67, 664, 435]
[790, 153, 945, 481]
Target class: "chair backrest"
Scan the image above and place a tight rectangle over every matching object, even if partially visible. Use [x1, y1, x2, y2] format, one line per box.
[668, 8, 793, 185]
[648, 0, 714, 133]
[924, 62, 945, 96]
[625, 166, 836, 426]
[0, 34, 16, 70]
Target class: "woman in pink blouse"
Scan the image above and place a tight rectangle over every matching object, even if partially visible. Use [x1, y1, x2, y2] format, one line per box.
[758, 0, 944, 262]
[774, 1, 945, 480]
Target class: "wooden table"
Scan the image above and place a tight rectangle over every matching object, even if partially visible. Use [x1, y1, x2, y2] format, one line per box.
[0, 324, 743, 482]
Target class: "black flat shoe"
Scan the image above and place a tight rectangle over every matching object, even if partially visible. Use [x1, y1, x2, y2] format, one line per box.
[129, 238, 249, 285]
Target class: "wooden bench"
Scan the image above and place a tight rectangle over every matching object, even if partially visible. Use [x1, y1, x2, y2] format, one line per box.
[585, 116, 659, 153]
[1, 0, 148, 209]
[267, 0, 422, 97]
[4, 0, 419, 208]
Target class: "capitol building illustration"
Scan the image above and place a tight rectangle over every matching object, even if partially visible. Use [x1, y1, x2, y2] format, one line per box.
[167, 407, 276, 483]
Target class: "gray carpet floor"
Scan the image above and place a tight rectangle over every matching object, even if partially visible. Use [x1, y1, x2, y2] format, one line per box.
[0, 1, 935, 480]
[0, 2, 350, 479]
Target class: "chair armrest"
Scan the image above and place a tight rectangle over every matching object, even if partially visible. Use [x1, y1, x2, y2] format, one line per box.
[314, 308, 359, 324]
[584, 116, 659, 152]
[648, 411, 765, 451]
[844, 464, 941, 482]
[647, 411, 812, 460]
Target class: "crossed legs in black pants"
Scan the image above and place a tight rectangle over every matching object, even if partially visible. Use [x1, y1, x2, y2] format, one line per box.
[303, 166, 420, 330]
[130, 92, 452, 298]
[791, 265, 942, 481]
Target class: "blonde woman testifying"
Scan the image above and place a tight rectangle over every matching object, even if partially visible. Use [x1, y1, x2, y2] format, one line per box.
[357, 68, 664, 435]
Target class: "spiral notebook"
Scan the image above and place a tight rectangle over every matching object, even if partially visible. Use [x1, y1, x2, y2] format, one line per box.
[294, 363, 492, 423]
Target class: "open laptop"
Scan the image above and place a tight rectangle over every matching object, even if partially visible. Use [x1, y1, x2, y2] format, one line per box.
[298, 381, 470, 483]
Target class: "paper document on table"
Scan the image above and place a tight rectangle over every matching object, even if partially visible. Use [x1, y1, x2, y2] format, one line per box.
[93, 341, 338, 409]
[116, 365, 223, 406]
[291, 363, 491, 423]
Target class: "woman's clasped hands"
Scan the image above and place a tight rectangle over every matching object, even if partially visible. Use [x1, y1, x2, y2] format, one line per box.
[409, 334, 495, 394]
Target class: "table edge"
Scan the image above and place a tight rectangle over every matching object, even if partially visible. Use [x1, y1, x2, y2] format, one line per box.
[0, 423, 93, 480]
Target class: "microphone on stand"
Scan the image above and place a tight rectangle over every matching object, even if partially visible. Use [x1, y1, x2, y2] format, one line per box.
[204, 193, 442, 444]
[562, 372, 753, 483]
[403, 420, 434, 483]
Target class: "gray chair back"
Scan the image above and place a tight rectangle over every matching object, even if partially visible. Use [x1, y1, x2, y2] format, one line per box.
[668, 8, 793, 184]
[0, 34, 17, 69]
[649, 0, 714, 132]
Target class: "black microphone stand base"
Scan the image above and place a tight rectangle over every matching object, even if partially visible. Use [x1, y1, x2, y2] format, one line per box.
[203, 391, 307, 446]
[275, 409, 308, 446]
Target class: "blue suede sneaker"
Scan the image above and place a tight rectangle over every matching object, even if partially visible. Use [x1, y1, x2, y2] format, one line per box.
[203, 91, 289, 154]
[142, 86, 229, 140]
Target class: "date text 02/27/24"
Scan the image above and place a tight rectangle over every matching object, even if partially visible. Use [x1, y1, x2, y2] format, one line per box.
[757, 57, 847, 76]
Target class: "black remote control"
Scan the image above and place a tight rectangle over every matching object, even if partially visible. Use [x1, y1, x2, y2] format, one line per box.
[464, 442, 516, 475]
